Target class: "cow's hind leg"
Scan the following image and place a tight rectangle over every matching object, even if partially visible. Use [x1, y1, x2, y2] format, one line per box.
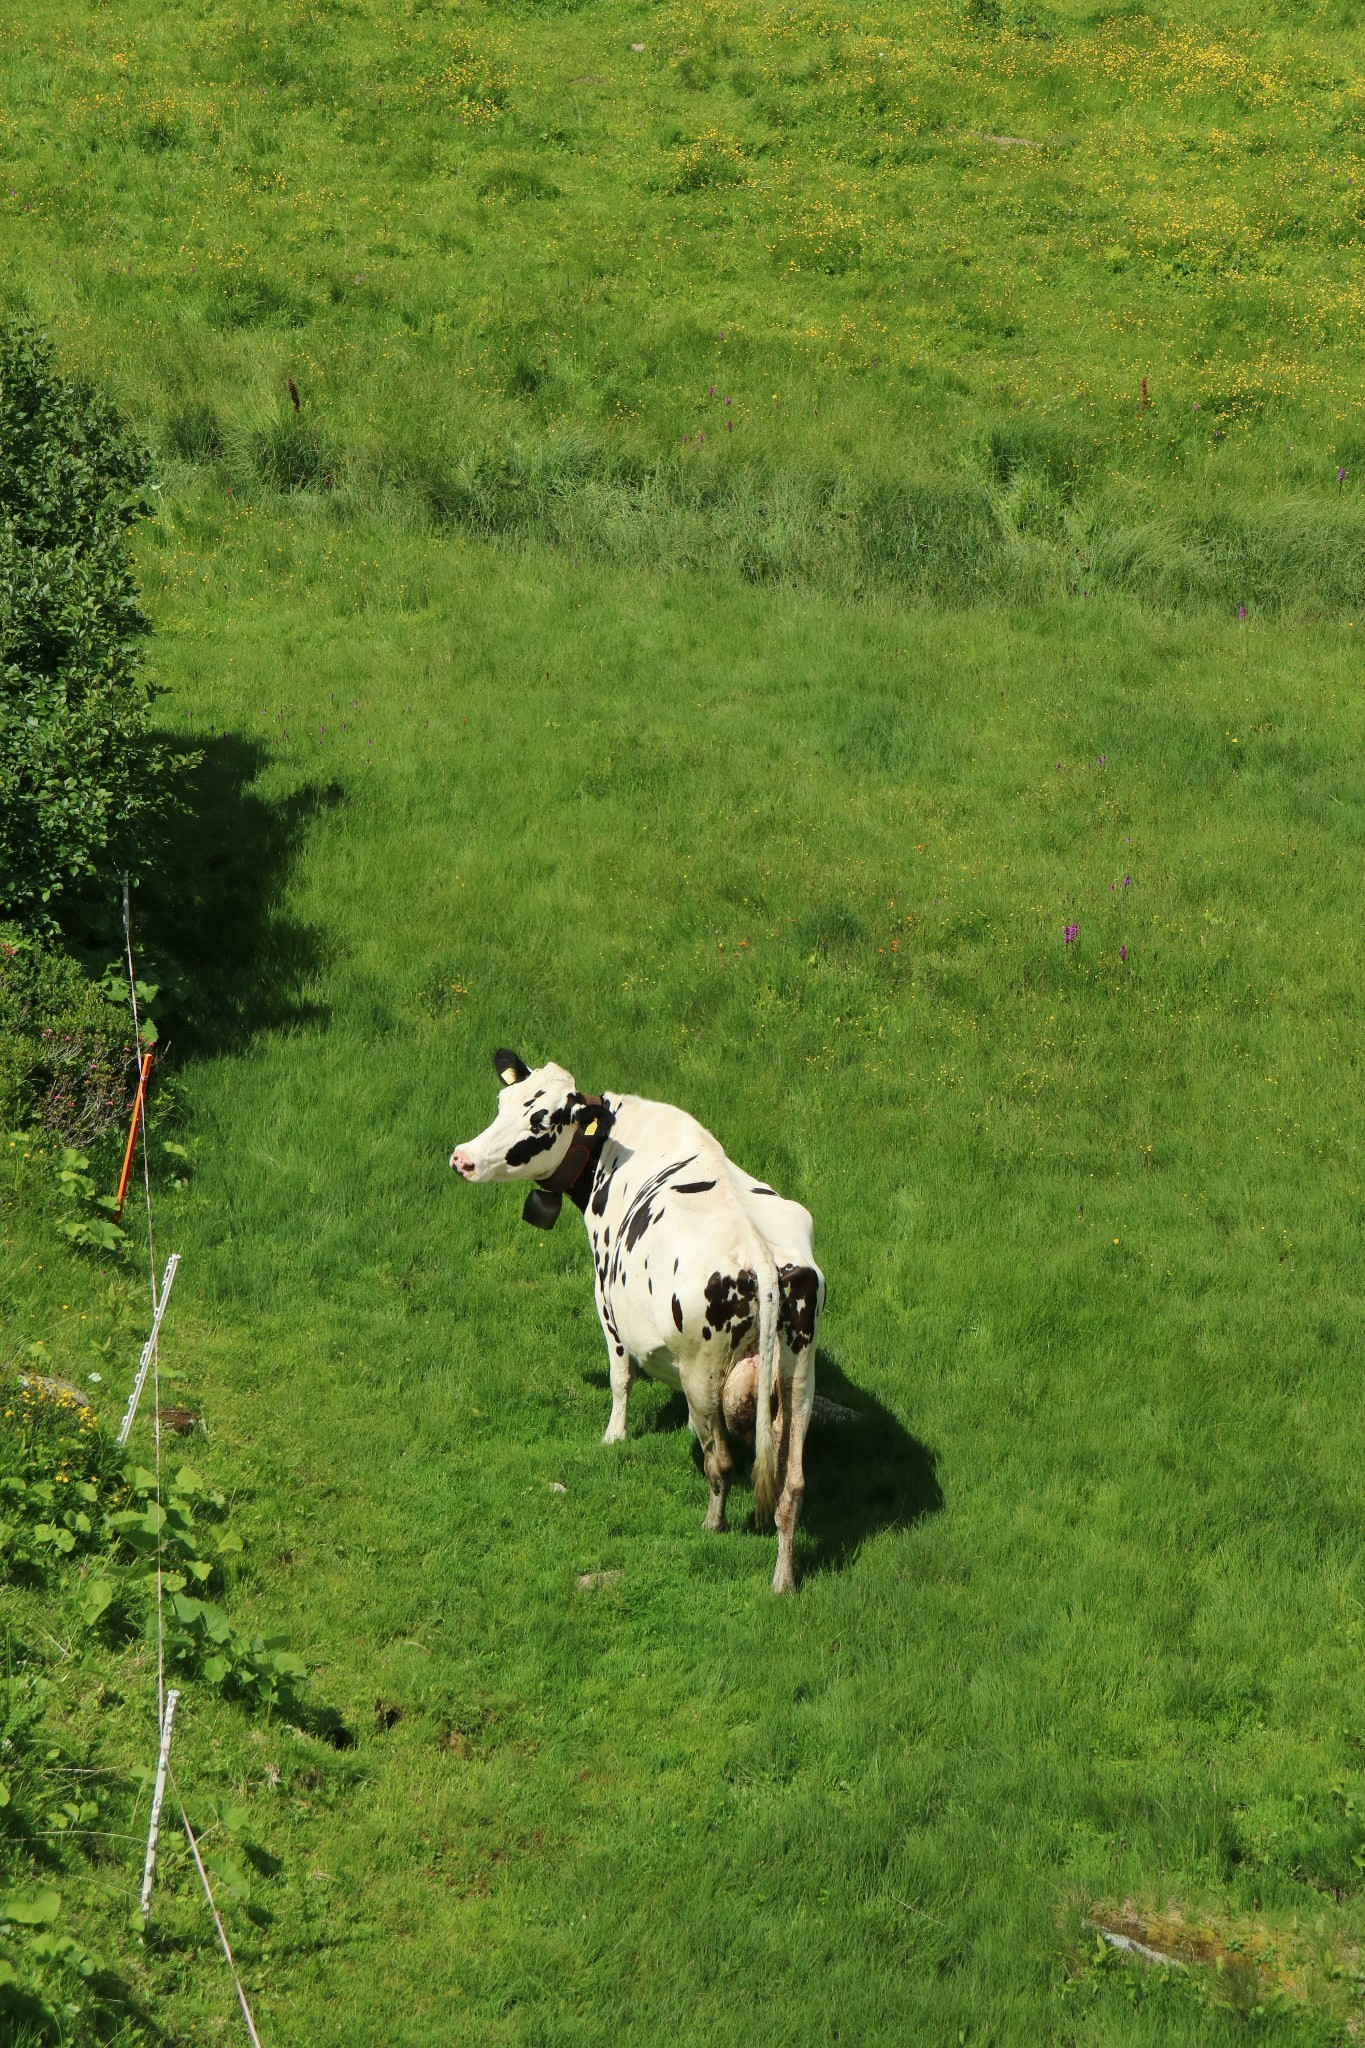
[701, 1423, 734, 1531]
[772, 1264, 823, 1595]
[603, 1347, 635, 1445]
[772, 1347, 815, 1594]
[680, 1362, 733, 1532]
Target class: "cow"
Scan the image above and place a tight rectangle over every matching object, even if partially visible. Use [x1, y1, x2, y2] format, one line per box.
[450, 1050, 825, 1594]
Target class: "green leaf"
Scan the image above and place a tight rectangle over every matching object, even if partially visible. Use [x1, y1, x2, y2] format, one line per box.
[202, 1654, 230, 1686]
[202, 1854, 248, 1902]
[2, 1887, 60, 1925]
[173, 1464, 202, 1496]
[0, 1779, 10, 1807]
[80, 1579, 114, 1626]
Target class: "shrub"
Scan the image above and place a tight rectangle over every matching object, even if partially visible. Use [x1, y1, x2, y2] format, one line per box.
[0, 927, 134, 1143]
[0, 317, 172, 925]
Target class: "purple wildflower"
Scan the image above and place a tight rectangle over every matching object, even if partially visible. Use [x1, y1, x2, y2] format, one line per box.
[1339, 466, 1347, 493]
[1119, 945, 1128, 962]
[1097, 753, 1107, 768]
[1237, 604, 1246, 620]
[1122, 875, 1131, 887]
[1063, 923, 1079, 946]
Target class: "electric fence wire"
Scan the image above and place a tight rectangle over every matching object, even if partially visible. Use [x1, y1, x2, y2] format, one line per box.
[121, 879, 266, 2045]
[170, 1765, 266, 2048]
[121, 875, 165, 1733]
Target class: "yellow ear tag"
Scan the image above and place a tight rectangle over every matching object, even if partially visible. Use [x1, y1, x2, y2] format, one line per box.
[500, 1068, 520, 1085]
[582, 1118, 599, 1137]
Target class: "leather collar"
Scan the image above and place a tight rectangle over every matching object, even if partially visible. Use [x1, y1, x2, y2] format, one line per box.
[521, 1094, 611, 1229]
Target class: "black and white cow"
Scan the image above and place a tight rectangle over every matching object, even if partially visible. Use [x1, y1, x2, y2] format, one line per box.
[451, 1051, 825, 1594]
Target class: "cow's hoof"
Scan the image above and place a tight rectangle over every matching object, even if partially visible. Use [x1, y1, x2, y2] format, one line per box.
[771, 1562, 796, 1596]
[602, 1425, 627, 1446]
[703, 1503, 728, 1533]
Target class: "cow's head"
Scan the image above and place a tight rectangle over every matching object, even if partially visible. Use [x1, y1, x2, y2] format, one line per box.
[450, 1050, 606, 1228]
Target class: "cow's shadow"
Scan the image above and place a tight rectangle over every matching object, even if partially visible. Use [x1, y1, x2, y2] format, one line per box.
[588, 1347, 942, 1575]
[797, 1348, 942, 1576]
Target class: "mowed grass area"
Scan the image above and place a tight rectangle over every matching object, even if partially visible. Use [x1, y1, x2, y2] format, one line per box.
[6, 523, 1365, 2042]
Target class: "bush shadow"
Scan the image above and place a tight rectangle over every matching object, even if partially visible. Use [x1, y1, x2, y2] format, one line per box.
[133, 733, 341, 1059]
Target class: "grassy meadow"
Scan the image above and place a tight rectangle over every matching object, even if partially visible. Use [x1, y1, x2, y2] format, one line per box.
[2, 0, 1365, 2043]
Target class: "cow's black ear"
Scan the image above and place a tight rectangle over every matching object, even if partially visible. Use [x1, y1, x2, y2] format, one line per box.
[494, 1048, 531, 1087]
[572, 1095, 609, 1138]
[522, 1186, 562, 1230]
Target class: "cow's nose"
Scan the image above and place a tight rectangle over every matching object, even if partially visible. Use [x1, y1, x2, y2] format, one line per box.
[450, 1148, 476, 1179]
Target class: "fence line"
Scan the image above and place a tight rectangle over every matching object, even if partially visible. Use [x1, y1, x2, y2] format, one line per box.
[121, 882, 267, 2044]
[171, 1766, 266, 2048]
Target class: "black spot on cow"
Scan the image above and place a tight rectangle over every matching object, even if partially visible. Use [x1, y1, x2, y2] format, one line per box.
[673, 1258, 679, 1274]
[615, 1344, 624, 1358]
[505, 1128, 559, 1167]
[622, 1198, 656, 1252]
[673, 1180, 716, 1195]
[671, 1293, 684, 1331]
[704, 1268, 758, 1339]
[778, 1265, 821, 1353]
[702, 1326, 711, 1341]
[749, 1184, 779, 1197]
[590, 1166, 615, 1217]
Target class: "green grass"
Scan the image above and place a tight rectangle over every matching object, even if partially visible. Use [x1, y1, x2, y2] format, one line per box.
[1, 0, 1363, 606]
[5, 531, 1365, 2042]
[4, 0, 1365, 2041]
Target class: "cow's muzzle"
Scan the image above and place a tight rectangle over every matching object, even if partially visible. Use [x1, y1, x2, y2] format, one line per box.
[450, 1148, 478, 1179]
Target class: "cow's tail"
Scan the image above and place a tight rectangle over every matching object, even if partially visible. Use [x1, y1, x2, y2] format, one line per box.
[752, 1251, 782, 1529]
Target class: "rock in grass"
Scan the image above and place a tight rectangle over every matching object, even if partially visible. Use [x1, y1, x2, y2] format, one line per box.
[576, 1569, 623, 1590]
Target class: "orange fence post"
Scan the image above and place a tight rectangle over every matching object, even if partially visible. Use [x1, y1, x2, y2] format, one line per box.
[115, 1051, 154, 1223]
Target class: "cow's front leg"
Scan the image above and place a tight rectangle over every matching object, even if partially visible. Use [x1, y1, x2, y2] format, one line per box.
[603, 1347, 635, 1445]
